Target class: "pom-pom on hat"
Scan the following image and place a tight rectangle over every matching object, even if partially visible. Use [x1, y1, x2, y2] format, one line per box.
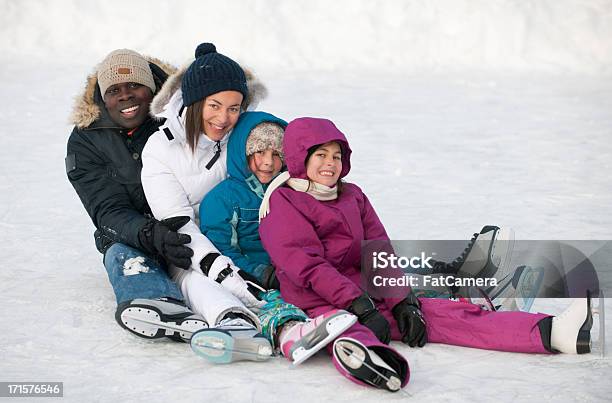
[181, 43, 248, 107]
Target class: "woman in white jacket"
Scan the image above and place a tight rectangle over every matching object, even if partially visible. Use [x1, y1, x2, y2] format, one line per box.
[141, 43, 356, 364]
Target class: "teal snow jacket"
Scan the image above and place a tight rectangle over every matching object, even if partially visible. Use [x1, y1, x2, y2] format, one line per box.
[199, 111, 287, 281]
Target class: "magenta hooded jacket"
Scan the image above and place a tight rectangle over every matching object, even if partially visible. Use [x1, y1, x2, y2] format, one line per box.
[259, 118, 404, 312]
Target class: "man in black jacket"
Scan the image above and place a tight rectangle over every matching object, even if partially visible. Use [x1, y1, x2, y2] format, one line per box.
[66, 49, 208, 342]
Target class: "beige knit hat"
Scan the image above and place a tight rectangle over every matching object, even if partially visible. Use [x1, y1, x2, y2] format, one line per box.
[246, 122, 285, 160]
[97, 49, 156, 96]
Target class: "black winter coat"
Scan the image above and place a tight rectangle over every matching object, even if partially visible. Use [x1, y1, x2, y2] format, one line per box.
[65, 60, 174, 254]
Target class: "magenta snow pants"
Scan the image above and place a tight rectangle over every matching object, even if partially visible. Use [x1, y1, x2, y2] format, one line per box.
[418, 298, 550, 353]
[308, 298, 550, 389]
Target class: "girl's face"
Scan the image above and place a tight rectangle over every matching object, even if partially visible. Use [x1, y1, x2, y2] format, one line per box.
[305, 141, 342, 187]
[248, 149, 283, 184]
[201, 91, 243, 141]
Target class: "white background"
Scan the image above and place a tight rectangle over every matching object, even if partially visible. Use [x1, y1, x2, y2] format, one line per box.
[1, 1, 611, 402]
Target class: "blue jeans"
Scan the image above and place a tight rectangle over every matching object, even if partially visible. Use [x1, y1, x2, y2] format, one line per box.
[103, 243, 183, 305]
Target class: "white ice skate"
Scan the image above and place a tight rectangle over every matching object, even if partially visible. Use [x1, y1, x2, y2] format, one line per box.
[333, 338, 403, 393]
[551, 290, 605, 356]
[116, 298, 208, 342]
[280, 309, 357, 365]
[190, 316, 273, 364]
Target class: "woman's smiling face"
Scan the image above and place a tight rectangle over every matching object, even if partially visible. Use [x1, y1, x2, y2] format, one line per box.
[201, 91, 243, 141]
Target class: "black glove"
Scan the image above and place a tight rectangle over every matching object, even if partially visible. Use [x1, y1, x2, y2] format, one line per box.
[392, 293, 427, 347]
[139, 216, 194, 269]
[260, 265, 281, 290]
[348, 294, 391, 344]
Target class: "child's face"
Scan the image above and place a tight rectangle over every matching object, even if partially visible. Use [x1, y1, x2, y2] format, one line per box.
[248, 149, 283, 184]
[305, 141, 342, 187]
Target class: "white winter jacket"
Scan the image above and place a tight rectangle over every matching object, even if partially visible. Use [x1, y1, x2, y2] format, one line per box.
[141, 63, 267, 284]
[142, 89, 229, 281]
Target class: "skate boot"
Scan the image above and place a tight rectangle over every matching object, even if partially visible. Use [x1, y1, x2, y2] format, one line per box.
[280, 309, 357, 365]
[451, 225, 514, 278]
[550, 290, 600, 354]
[191, 313, 273, 364]
[333, 338, 405, 393]
[434, 226, 514, 298]
[116, 298, 208, 342]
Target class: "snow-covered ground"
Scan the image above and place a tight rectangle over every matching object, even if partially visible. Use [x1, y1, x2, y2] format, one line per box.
[1, 1, 611, 402]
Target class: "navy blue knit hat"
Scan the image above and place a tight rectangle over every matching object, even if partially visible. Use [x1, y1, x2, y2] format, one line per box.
[181, 43, 248, 107]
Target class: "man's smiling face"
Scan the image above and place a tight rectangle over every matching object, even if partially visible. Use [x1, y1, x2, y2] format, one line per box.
[103, 82, 153, 129]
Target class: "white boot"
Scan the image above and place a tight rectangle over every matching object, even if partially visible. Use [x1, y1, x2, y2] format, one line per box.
[551, 296, 593, 354]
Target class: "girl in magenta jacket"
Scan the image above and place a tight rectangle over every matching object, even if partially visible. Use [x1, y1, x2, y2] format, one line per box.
[258, 117, 595, 393]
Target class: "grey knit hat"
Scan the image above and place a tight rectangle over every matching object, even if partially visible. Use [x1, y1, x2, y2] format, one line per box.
[97, 49, 156, 96]
[246, 122, 285, 160]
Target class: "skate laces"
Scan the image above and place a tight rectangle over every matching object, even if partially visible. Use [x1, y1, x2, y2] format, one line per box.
[451, 232, 479, 270]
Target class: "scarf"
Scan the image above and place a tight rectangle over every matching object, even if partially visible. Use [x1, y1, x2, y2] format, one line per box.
[258, 171, 338, 221]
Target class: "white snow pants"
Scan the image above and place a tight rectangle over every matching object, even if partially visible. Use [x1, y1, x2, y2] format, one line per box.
[170, 266, 260, 329]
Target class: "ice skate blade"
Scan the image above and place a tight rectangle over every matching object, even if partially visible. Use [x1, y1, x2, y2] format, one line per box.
[333, 339, 403, 393]
[291, 312, 357, 366]
[592, 290, 606, 358]
[191, 329, 272, 364]
[120, 306, 206, 341]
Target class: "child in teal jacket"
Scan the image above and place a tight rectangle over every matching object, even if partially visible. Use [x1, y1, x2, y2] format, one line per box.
[200, 111, 284, 286]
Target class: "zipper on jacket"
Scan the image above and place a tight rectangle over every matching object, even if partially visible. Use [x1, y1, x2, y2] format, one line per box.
[205, 141, 222, 170]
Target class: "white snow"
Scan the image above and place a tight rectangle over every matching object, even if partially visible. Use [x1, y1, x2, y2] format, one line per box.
[1, 1, 611, 402]
[123, 257, 150, 276]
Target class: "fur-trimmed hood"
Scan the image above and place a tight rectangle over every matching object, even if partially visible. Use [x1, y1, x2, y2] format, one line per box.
[70, 56, 177, 129]
[149, 62, 267, 117]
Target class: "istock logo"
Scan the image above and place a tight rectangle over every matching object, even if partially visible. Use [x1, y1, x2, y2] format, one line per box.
[372, 251, 433, 270]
